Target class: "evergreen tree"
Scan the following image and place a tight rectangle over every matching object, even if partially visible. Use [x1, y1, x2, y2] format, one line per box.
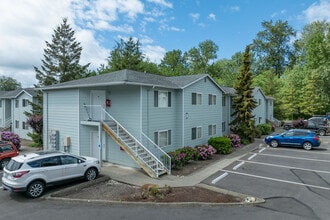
[0, 76, 21, 90]
[106, 37, 144, 72]
[28, 18, 90, 147]
[35, 18, 90, 85]
[230, 46, 257, 143]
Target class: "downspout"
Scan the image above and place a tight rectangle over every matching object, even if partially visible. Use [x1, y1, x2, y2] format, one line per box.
[45, 92, 49, 151]
[182, 89, 185, 147]
[140, 86, 143, 141]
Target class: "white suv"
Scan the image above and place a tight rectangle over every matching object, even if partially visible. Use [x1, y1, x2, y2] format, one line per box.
[2, 151, 101, 198]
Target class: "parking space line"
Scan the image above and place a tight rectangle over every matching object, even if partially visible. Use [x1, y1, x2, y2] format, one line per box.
[222, 169, 330, 191]
[233, 161, 245, 170]
[258, 148, 266, 153]
[237, 159, 330, 174]
[248, 154, 257, 160]
[256, 153, 330, 163]
[266, 147, 330, 155]
[211, 172, 228, 184]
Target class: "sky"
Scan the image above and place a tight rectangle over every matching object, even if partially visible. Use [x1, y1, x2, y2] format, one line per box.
[1, 0, 330, 87]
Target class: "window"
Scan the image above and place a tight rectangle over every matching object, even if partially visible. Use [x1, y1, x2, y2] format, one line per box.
[41, 156, 61, 167]
[208, 94, 216, 105]
[154, 91, 171, 107]
[22, 121, 28, 130]
[22, 99, 29, 107]
[0, 99, 2, 108]
[15, 120, 19, 129]
[222, 122, 226, 132]
[60, 155, 78, 165]
[154, 130, 171, 147]
[192, 127, 202, 140]
[259, 117, 262, 123]
[15, 100, 19, 108]
[208, 125, 216, 136]
[259, 99, 262, 105]
[222, 96, 226, 106]
[192, 93, 202, 105]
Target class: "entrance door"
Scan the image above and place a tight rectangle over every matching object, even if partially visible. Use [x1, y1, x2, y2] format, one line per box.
[90, 90, 105, 121]
[91, 131, 106, 160]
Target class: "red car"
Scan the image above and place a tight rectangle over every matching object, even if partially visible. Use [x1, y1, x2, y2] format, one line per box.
[0, 141, 19, 169]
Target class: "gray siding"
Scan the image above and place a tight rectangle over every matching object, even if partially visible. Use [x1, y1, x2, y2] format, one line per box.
[182, 78, 222, 148]
[252, 89, 267, 125]
[44, 89, 80, 155]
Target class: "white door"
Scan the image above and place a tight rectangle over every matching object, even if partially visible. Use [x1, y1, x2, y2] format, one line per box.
[90, 90, 105, 121]
[91, 131, 106, 161]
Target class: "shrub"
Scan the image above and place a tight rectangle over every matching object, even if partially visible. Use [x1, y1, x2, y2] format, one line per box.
[168, 150, 186, 170]
[180, 146, 198, 161]
[194, 144, 216, 160]
[256, 124, 272, 135]
[255, 126, 262, 138]
[226, 134, 241, 148]
[1, 131, 21, 150]
[208, 137, 231, 154]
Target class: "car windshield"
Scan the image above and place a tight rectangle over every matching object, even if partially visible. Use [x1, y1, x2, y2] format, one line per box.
[6, 159, 23, 171]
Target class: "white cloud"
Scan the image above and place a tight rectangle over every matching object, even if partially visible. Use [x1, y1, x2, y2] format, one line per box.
[142, 45, 166, 64]
[303, 0, 330, 22]
[190, 13, 200, 22]
[147, 0, 173, 8]
[208, 13, 216, 21]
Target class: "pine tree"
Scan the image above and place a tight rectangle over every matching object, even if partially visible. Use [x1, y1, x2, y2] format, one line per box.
[27, 18, 90, 147]
[230, 46, 257, 143]
[35, 18, 90, 85]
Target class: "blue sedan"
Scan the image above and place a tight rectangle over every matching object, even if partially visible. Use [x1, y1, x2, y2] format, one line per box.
[264, 129, 321, 150]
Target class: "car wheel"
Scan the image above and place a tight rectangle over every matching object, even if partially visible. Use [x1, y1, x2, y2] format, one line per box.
[85, 168, 98, 181]
[26, 181, 45, 198]
[0, 158, 10, 169]
[270, 140, 279, 148]
[303, 142, 312, 150]
[318, 130, 326, 136]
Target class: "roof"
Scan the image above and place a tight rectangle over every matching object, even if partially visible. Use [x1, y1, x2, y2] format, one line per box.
[0, 88, 36, 99]
[40, 69, 225, 92]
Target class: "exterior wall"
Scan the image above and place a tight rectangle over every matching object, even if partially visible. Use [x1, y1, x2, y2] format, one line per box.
[43, 89, 80, 155]
[252, 89, 267, 125]
[0, 99, 13, 129]
[12, 92, 34, 140]
[182, 78, 222, 148]
[221, 95, 233, 136]
[266, 98, 274, 122]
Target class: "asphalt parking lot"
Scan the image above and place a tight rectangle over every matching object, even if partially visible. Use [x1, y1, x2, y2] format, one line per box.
[202, 135, 330, 219]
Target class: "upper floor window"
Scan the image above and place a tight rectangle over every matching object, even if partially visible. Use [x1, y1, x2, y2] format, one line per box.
[154, 130, 171, 147]
[15, 120, 19, 129]
[22, 99, 29, 107]
[192, 93, 202, 105]
[258, 99, 262, 105]
[15, 100, 19, 108]
[154, 91, 171, 108]
[208, 94, 216, 105]
[192, 126, 202, 140]
[222, 96, 226, 106]
[0, 99, 2, 108]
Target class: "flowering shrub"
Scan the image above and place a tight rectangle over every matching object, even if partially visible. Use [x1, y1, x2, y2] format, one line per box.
[168, 151, 186, 170]
[226, 134, 241, 148]
[195, 144, 216, 160]
[1, 131, 21, 150]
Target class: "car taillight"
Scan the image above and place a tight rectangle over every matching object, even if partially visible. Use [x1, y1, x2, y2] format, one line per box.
[12, 171, 30, 178]
[313, 136, 320, 141]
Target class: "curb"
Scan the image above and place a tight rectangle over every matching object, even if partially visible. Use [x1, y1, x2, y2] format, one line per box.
[46, 176, 265, 206]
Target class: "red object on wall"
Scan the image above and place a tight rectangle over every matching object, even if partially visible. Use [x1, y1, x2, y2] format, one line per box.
[106, 99, 111, 107]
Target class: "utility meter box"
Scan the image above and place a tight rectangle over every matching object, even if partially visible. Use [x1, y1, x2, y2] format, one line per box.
[50, 130, 59, 150]
[64, 136, 71, 147]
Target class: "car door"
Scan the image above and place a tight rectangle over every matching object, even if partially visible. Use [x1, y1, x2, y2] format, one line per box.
[60, 155, 86, 179]
[291, 131, 306, 146]
[279, 130, 295, 146]
[40, 156, 64, 183]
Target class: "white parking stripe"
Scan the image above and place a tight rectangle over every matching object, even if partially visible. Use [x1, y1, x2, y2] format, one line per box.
[237, 159, 330, 174]
[233, 161, 245, 170]
[222, 169, 330, 191]
[211, 172, 228, 184]
[258, 148, 266, 153]
[266, 147, 330, 155]
[256, 153, 330, 163]
[248, 154, 257, 160]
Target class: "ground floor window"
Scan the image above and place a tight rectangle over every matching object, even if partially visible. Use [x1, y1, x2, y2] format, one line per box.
[192, 126, 202, 140]
[208, 124, 216, 136]
[154, 130, 171, 147]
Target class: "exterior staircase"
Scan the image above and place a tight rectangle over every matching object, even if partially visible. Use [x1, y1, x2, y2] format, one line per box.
[101, 111, 171, 178]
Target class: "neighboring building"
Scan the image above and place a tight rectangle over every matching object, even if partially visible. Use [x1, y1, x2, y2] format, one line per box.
[40, 70, 225, 177]
[0, 88, 36, 140]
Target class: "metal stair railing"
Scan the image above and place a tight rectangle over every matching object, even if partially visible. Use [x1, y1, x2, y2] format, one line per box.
[96, 107, 171, 177]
